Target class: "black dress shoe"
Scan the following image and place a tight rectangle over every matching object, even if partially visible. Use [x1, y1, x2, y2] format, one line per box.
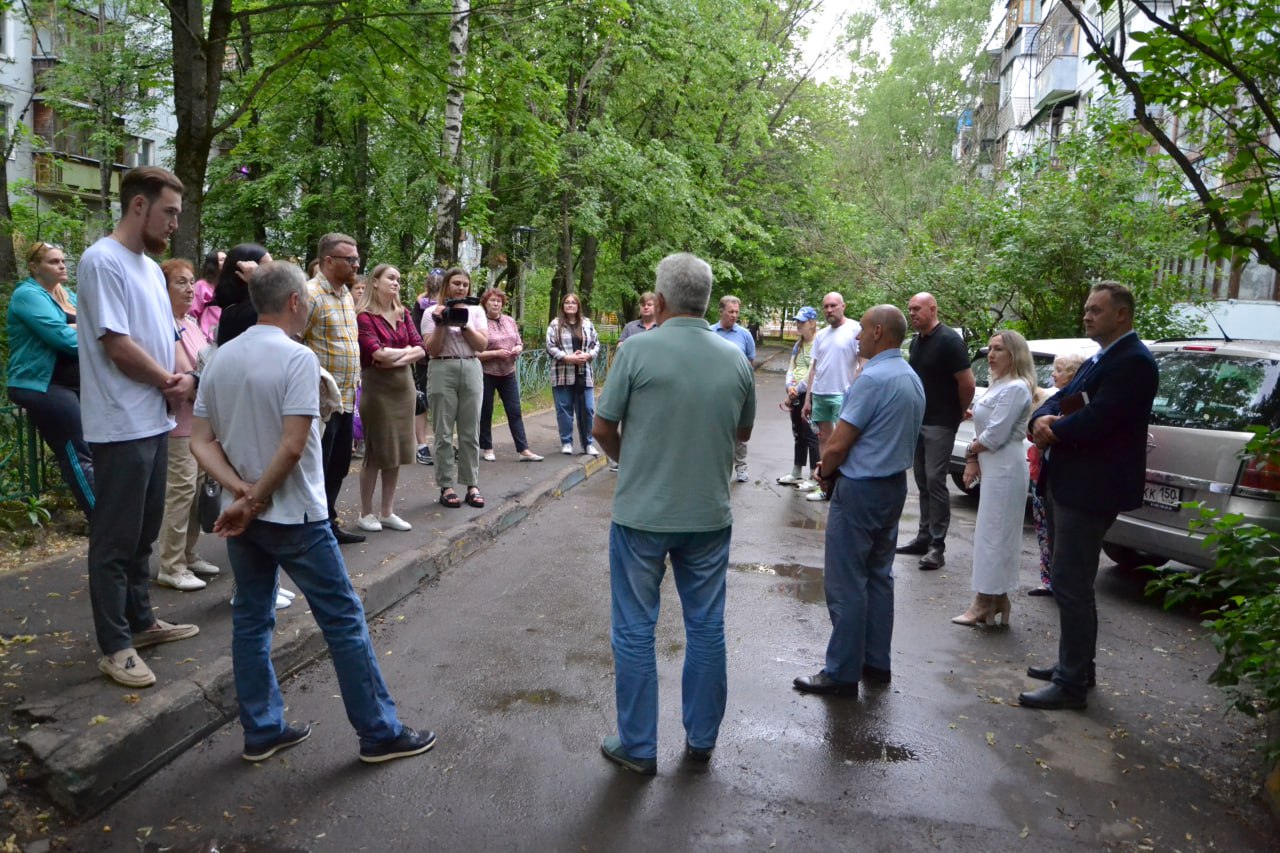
[918, 547, 945, 570]
[1027, 586, 1053, 597]
[861, 664, 891, 685]
[1018, 683, 1087, 711]
[1026, 665, 1096, 688]
[793, 671, 858, 697]
[895, 539, 930, 556]
[685, 742, 713, 762]
[332, 527, 367, 545]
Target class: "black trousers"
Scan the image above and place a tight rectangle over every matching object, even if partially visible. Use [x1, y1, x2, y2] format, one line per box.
[320, 411, 354, 526]
[8, 383, 95, 517]
[480, 372, 530, 452]
[788, 395, 819, 469]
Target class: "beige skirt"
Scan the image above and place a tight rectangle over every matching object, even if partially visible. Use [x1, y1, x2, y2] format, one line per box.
[359, 365, 416, 468]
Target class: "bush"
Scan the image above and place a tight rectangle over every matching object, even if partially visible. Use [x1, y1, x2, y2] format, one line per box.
[1147, 428, 1280, 759]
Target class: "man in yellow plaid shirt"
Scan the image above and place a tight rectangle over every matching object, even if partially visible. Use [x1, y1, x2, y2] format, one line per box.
[304, 232, 366, 545]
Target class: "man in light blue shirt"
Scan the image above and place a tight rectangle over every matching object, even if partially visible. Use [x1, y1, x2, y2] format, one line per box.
[793, 305, 924, 698]
[593, 254, 756, 774]
[709, 294, 756, 481]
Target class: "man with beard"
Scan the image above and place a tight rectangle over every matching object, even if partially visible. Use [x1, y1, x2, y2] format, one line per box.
[77, 166, 200, 688]
[304, 233, 366, 544]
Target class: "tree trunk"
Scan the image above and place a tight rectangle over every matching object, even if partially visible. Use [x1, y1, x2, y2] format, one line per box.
[435, 0, 470, 266]
[578, 233, 598, 315]
[0, 163, 16, 286]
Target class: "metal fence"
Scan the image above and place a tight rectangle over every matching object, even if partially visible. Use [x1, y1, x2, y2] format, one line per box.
[0, 345, 613, 504]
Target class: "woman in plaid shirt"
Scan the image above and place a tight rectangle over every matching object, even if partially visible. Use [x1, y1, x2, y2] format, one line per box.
[545, 293, 600, 456]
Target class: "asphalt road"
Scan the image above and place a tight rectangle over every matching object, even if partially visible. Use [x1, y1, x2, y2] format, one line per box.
[63, 366, 1277, 852]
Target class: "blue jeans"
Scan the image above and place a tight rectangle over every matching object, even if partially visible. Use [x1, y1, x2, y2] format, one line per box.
[609, 523, 731, 759]
[225, 519, 404, 752]
[823, 473, 907, 682]
[552, 384, 595, 449]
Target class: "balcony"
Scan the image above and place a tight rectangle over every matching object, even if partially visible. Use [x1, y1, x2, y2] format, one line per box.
[997, 97, 1034, 138]
[1034, 55, 1079, 112]
[33, 153, 120, 201]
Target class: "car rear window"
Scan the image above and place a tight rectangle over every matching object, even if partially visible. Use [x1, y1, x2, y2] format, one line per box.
[1149, 352, 1280, 431]
[971, 353, 1058, 387]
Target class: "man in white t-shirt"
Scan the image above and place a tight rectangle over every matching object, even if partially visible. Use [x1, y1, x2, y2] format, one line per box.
[802, 292, 860, 500]
[76, 167, 199, 689]
[191, 261, 435, 765]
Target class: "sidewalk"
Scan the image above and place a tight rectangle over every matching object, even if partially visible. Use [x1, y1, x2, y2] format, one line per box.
[0, 402, 612, 817]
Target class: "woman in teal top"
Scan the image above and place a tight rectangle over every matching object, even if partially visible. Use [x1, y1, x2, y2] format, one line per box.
[5, 242, 94, 517]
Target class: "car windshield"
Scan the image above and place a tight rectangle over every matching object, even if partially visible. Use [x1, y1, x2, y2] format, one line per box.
[971, 353, 1058, 388]
[1149, 352, 1280, 431]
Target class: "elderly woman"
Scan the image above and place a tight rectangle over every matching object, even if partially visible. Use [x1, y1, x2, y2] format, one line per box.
[777, 306, 821, 490]
[421, 267, 488, 508]
[1027, 352, 1086, 596]
[545, 292, 600, 456]
[5, 242, 95, 517]
[477, 288, 543, 462]
[354, 265, 425, 531]
[155, 259, 220, 591]
[953, 329, 1036, 628]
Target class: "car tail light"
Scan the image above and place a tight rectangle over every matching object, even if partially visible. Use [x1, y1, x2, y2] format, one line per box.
[1234, 455, 1280, 500]
[1180, 345, 1218, 352]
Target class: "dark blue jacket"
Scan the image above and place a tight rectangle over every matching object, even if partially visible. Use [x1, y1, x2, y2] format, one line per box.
[1030, 333, 1158, 516]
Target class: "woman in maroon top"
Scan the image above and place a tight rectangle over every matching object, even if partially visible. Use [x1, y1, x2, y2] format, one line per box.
[355, 264, 426, 532]
[477, 288, 543, 462]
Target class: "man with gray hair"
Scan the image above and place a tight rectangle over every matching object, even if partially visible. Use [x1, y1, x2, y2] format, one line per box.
[592, 253, 756, 775]
[192, 261, 435, 765]
[794, 305, 924, 698]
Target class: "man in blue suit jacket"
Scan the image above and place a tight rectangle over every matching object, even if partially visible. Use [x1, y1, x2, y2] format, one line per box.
[1021, 282, 1158, 710]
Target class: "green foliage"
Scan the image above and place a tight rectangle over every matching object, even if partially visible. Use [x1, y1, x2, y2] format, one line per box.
[1147, 429, 1280, 758]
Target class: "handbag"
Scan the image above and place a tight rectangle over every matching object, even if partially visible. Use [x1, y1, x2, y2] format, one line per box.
[198, 474, 223, 534]
[415, 389, 428, 415]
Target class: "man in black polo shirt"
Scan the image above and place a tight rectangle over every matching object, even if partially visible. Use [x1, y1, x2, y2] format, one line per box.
[897, 292, 975, 570]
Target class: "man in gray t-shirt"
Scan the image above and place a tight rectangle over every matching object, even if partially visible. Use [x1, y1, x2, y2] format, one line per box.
[192, 261, 435, 766]
[592, 253, 755, 775]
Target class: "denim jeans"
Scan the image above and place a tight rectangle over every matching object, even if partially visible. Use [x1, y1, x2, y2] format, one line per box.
[225, 519, 404, 752]
[823, 473, 907, 682]
[552, 384, 595, 449]
[609, 523, 732, 759]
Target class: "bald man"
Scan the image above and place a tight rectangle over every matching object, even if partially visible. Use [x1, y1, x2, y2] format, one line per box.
[794, 305, 924, 697]
[801, 292, 860, 501]
[897, 293, 975, 570]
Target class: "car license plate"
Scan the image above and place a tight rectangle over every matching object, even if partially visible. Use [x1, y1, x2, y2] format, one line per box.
[1143, 482, 1182, 510]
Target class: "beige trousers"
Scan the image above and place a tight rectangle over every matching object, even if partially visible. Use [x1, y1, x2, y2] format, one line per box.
[157, 435, 201, 575]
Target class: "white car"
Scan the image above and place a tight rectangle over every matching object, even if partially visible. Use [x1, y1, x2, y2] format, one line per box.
[948, 338, 1100, 496]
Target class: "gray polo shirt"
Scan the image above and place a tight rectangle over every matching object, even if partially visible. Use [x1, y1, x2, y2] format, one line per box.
[597, 317, 756, 532]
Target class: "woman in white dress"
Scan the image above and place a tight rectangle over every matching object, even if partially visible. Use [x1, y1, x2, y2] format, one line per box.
[952, 329, 1037, 627]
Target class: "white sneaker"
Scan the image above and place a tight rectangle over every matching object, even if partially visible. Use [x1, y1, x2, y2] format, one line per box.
[378, 513, 412, 531]
[586, 445, 600, 457]
[735, 469, 749, 483]
[188, 557, 220, 576]
[776, 473, 803, 485]
[156, 570, 207, 591]
[805, 488, 828, 502]
[275, 591, 293, 609]
[357, 514, 383, 532]
[99, 648, 155, 688]
[482, 449, 497, 461]
[277, 586, 297, 600]
[519, 451, 544, 461]
[562, 444, 574, 455]
[796, 478, 820, 491]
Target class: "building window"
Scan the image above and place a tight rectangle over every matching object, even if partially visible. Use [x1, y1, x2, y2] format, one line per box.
[127, 136, 154, 167]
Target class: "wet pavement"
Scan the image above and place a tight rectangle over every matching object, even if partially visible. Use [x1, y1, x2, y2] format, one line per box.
[48, 355, 1278, 851]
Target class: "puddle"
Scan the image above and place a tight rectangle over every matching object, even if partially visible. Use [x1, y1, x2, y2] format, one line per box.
[485, 688, 573, 712]
[731, 563, 825, 604]
[833, 737, 920, 763]
[787, 517, 826, 531]
[143, 840, 308, 853]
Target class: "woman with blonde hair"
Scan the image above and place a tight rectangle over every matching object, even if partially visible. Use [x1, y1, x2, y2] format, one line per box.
[953, 329, 1037, 627]
[355, 264, 426, 531]
[5, 241, 95, 517]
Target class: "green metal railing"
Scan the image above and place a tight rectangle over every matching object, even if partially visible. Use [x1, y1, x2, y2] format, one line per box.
[0, 404, 47, 502]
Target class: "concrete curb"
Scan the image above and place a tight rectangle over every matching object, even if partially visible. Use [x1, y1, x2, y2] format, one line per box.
[18, 456, 611, 817]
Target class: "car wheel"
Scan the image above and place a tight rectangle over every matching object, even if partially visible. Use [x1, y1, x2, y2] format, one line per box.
[1102, 542, 1169, 572]
[950, 470, 979, 498]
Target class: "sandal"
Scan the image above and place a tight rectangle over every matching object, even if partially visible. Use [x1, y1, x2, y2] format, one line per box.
[464, 487, 485, 508]
[439, 488, 461, 508]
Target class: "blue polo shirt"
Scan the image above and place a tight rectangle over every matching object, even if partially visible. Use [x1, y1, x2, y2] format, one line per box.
[837, 349, 925, 480]
[709, 322, 756, 361]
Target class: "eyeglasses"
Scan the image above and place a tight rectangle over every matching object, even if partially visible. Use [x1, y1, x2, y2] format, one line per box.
[329, 255, 361, 266]
[27, 241, 63, 262]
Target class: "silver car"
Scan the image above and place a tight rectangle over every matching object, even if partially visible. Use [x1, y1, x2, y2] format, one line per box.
[1102, 338, 1280, 571]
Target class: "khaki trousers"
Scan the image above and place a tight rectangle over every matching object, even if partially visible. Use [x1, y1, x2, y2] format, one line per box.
[429, 358, 483, 490]
[157, 435, 201, 575]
